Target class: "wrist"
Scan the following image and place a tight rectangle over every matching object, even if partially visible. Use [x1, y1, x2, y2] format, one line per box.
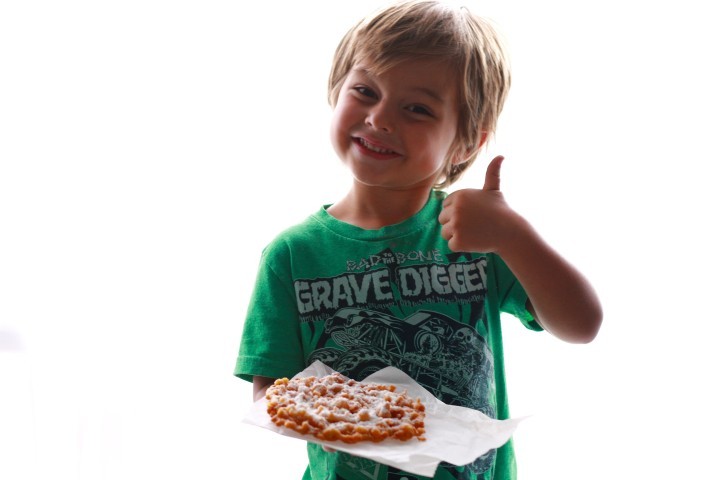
[494, 213, 537, 259]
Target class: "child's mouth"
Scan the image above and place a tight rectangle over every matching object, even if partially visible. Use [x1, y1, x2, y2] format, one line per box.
[353, 137, 399, 157]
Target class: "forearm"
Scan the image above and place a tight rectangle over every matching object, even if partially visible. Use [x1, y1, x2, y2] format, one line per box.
[253, 376, 277, 402]
[498, 218, 602, 344]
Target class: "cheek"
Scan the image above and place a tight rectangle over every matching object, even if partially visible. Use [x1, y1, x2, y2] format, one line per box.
[332, 98, 355, 127]
[330, 100, 358, 140]
[329, 107, 351, 158]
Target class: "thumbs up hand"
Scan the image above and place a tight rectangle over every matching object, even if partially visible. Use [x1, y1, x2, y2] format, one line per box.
[440, 155, 604, 343]
[439, 155, 528, 254]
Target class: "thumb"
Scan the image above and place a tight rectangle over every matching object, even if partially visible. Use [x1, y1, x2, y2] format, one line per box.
[483, 155, 504, 191]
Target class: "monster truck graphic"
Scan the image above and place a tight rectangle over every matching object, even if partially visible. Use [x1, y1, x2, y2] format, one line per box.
[309, 307, 498, 476]
[308, 307, 495, 415]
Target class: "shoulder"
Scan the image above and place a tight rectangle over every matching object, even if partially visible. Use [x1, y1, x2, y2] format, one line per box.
[260, 209, 327, 258]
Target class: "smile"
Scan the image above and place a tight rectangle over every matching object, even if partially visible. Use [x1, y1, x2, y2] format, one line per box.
[355, 137, 397, 155]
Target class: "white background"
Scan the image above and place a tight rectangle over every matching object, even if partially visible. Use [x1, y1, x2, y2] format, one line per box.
[2, 0, 719, 479]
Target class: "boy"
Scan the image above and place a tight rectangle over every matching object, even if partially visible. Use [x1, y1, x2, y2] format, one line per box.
[235, 1, 602, 479]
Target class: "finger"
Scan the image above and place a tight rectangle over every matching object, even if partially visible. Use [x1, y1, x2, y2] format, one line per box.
[483, 155, 504, 191]
[439, 193, 455, 225]
[440, 223, 452, 240]
[438, 207, 449, 225]
[447, 235, 458, 252]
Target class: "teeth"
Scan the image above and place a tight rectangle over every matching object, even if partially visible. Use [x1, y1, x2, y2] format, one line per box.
[359, 138, 394, 154]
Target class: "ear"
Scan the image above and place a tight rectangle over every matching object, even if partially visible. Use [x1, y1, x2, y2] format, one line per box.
[478, 131, 490, 149]
[451, 131, 490, 166]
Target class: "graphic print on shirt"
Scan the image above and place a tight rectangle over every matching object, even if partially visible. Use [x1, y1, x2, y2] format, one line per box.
[295, 249, 489, 324]
[296, 248, 498, 477]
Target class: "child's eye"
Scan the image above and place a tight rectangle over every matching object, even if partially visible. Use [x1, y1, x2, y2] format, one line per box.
[353, 86, 377, 99]
[407, 105, 433, 116]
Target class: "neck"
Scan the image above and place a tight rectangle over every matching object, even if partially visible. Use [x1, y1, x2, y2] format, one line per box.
[327, 184, 433, 230]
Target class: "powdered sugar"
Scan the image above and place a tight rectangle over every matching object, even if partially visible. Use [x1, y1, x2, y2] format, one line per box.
[265, 373, 426, 443]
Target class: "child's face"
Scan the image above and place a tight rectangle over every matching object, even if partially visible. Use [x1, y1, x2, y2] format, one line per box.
[330, 58, 461, 192]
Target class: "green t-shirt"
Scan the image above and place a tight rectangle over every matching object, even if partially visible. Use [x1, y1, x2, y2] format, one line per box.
[235, 191, 542, 479]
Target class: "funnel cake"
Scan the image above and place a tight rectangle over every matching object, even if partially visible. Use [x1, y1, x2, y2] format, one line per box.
[266, 373, 426, 443]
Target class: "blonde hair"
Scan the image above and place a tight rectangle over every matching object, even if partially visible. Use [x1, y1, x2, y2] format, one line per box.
[328, 0, 511, 189]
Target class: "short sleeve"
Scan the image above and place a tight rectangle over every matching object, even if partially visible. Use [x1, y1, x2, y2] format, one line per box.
[490, 254, 544, 332]
[234, 245, 306, 382]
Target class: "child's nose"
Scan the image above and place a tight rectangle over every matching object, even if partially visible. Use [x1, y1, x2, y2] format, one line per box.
[365, 103, 394, 133]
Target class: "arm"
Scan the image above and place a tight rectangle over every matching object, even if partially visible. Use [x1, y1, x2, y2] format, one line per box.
[253, 376, 277, 402]
[439, 156, 602, 344]
[503, 221, 602, 343]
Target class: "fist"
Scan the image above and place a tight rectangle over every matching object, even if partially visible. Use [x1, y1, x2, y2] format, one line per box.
[438, 156, 524, 253]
